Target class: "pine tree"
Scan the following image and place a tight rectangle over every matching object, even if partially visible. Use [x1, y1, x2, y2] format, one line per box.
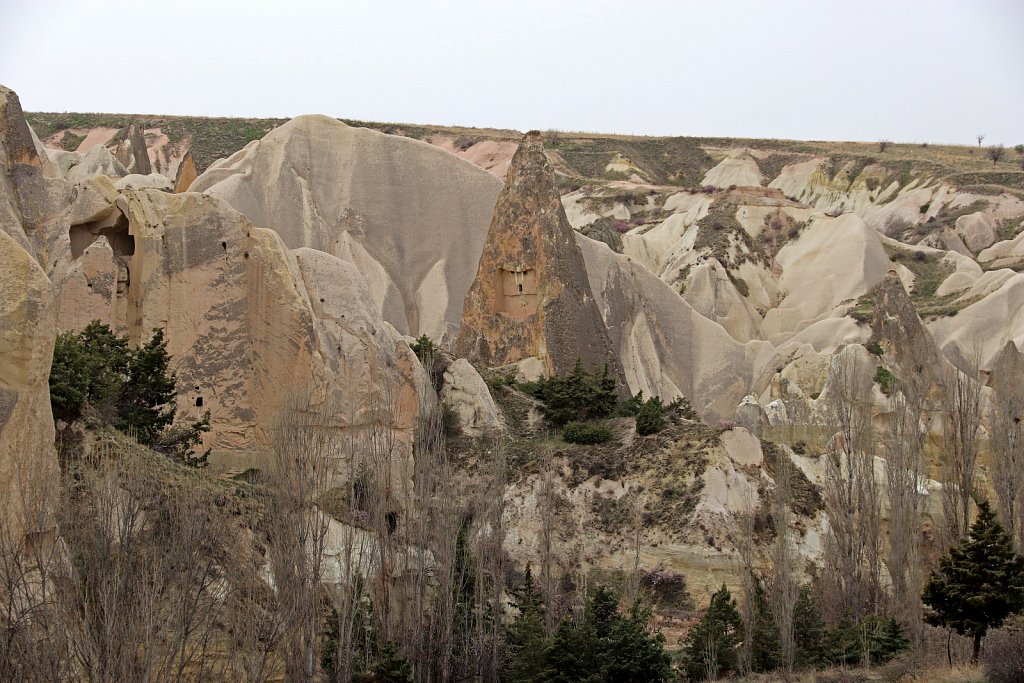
[49, 321, 130, 422]
[682, 584, 744, 681]
[505, 566, 548, 682]
[116, 328, 177, 444]
[538, 586, 672, 682]
[635, 397, 665, 436]
[923, 499, 1024, 662]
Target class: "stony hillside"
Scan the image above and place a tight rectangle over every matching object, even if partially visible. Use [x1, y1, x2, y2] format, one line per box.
[5, 87, 1024, 627]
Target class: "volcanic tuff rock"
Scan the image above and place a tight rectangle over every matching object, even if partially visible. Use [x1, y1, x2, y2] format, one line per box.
[190, 115, 502, 341]
[0, 86, 60, 536]
[172, 150, 197, 193]
[440, 358, 503, 437]
[53, 187, 422, 460]
[455, 132, 626, 388]
[112, 122, 152, 176]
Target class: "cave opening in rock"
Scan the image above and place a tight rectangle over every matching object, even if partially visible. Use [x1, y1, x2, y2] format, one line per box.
[69, 207, 134, 260]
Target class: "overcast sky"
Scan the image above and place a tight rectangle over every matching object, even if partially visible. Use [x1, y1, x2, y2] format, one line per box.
[2, 0, 1022, 145]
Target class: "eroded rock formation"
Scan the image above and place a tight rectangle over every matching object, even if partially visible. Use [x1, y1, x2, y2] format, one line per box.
[455, 132, 625, 388]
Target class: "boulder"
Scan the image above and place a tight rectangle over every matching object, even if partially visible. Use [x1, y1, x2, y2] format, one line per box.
[440, 358, 504, 437]
[955, 211, 998, 253]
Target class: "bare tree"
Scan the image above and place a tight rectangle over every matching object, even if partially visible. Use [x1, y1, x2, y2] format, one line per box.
[977, 134, 986, 147]
[878, 139, 892, 152]
[769, 452, 798, 673]
[537, 449, 559, 634]
[884, 382, 926, 650]
[941, 363, 982, 549]
[822, 351, 882, 629]
[988, 144, 1006, 165]
[264, 393, 335, 683]
[735, 507, 756, 677]
[990, 346, 1024, 552]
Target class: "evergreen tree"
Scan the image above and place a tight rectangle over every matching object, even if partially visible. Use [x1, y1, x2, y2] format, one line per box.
[635, 397, 665, 436]
[49, 321, 129, 422]
[49, 322, 210, 465]
[507, 583, 672, 682]
[539, 586, 672, 682]
[115, 328, 177, 444]
[520, 359, 619, 425]
[792, 586, 825, 668]
[681, 584, 744, 681]
[923, 499, 1024, 662]
[505, 566, 548, 683]
[353, 642, 412, 683]
[750, 581, 781, 673]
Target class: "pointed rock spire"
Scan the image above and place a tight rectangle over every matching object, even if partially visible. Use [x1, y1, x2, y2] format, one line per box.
[455, 131, 625, 387]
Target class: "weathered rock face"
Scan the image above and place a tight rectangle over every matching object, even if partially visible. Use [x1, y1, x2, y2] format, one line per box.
[455, 132, 625, 387]
[576, 234, 757, 420]
[191, 115, 502, 340]
[440, 359, 503, 437]
[112, 122, 152, 176]
[172, 151, 197, 193]
[0, 86, 60, 537]
[52, 188, 422, 461]
[869, 270, 946, 382]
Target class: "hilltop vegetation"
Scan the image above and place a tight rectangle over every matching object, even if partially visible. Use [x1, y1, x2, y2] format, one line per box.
[26, 111, 1024, 192]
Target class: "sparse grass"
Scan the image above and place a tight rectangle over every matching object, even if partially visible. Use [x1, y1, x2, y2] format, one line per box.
[25, 111, 1024, 200]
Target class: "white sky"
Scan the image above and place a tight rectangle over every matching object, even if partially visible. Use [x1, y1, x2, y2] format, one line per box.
[2, 0, 1022, 145]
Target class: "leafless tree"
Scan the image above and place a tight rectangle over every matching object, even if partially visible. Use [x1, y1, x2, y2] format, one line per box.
[735, 506, 756, 678]
[537, 449, 559, 634]
[264, 393, 335, 683]
[884, 382, 926, 650]
[941, 363, 983, 549]
[822, 351, 882, 629]
[988, 144, 1006, 165]
[769, 453, 798, 673]
[878, 139, 892, 152]
[0, 455, 68, 683]
[977, 134, 986, 147]
[990, 347, 1024, 552]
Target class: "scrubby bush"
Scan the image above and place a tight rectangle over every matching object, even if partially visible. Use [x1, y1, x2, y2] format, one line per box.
[563, 421, 611, 445]
[873, 365, 895, 395]
[635, 397, 664, 435]
[410, 334, 436, 361]
[983, 615, 1024, 683]
[520, 360, 618, 425]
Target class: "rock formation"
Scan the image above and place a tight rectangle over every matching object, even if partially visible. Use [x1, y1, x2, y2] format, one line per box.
[190, 115, 502, 341]
[173, 150, 198, 192]
[455, 132, 626, 388]
[0, 86, 60, 537]
[112, 122, 152, 175]
[52, 187, 422, 462]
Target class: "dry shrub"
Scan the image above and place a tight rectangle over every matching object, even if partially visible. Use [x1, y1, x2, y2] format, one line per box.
[983, 615, 1024, 683]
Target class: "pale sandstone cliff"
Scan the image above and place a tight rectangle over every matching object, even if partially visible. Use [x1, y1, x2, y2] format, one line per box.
[190, 115, 503, 341]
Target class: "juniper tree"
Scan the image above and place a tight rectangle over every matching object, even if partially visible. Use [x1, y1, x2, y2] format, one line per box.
[923, 500, 1024, 663]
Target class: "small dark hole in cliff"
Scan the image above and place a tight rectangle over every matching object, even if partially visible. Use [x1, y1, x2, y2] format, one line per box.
[195, 397, 204, 408]
[243, 251, 249, 259]
[221, 241, 227, 251]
